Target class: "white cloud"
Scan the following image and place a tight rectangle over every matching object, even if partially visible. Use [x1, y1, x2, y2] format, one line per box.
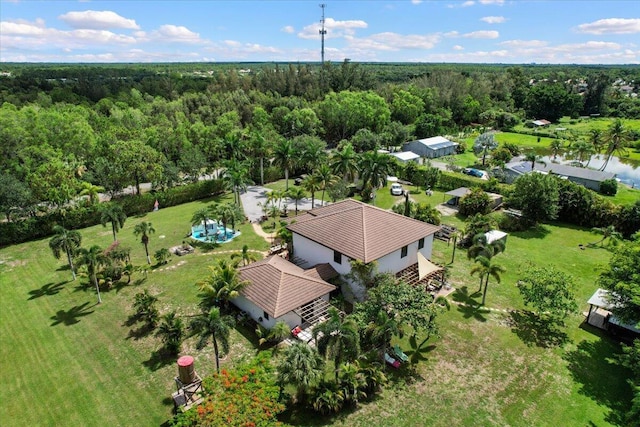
[479, 0, 504, 5]
[204, 41, 283, 59]
[298, 17, 367, 40]
[412, 0, 423, 4]
[463, 30, 499, 39]
[576, 18, 640, 35]
[481, 16, 505, 24]
[453, 45, 464, 50]
[59, 10, 139, 30]
[346, 32, 441, 51]
[448, 1, 475, 8]
[281, 25, 294, 33]
[499, 39, 548, 48]
[151, 25, 202, 43]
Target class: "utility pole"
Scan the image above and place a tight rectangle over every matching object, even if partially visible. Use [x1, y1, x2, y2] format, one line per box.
[319, 4, 327, 66]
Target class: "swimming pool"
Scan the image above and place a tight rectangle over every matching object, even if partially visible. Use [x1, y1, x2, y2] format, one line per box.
[190, 221, 240, 244]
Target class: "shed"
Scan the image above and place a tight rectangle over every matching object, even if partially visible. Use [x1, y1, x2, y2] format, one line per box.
[402, 136, 458, 159]
[585, 288, 640, 338]
[443, 187, 503, 209]
[390, 151, 421, 163]
[484, 230, 507, 247]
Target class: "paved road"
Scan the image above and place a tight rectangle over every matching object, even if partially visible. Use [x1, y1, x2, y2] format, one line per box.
[240, 185, 324, 222]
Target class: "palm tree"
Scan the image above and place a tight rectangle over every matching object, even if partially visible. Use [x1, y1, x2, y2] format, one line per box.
[190, 307, 234, 373]
[76, 245, 107, 304]
[358, 151, 395, 204]
[470, 255, 506, 306]
[273, 139, 296, 191]
[302, 174, 322, 208]
[216, 203, 236, 241]
[133, 221, 156, 264]
[312, 382, 345, 415]
[223, 160, 253, 205]
[549, 139, 564, 160]
[100, 203, 127, 242]
[314, 307, 360, 381]
[466, 233, 505, 265]
[571, 140, 595, 165]
[330, 142, 359, 183]
[49, 225, 82, 281]
[589, 128, 604, 154]
[78, 181, 104, 205]
[315, 164, 338, 207]
[285, 186, 306, 215]
[278, 342, 324, 402]
[524, 151, 546, 171]
[191, 207, 212, 240]
[249, 132, 271, 186]
[338, 362, 368, 405]
[589, 225, 623, 247]
[473, 132, 498, 166]
[197, 259, 249, 311]
[367, 311, 403, 362]
[154, 247, 171, 265]
[600, 119, 630, 171]
[156, 311, 184, 355]
[231, 244, 258, 266]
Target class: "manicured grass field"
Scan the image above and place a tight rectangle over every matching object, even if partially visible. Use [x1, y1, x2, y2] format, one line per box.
[0, 192, 632, 426]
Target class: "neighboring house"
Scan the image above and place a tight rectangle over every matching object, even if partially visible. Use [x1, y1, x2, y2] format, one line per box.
[402, 136, 458, 159]
[502, 161, 616, 191]
[234, 255, 337, 329]
[444, 187, 503, 209]
[390, 151, 421, 164]
[287, 199, 441, 301]
[530, 119, 551, 127]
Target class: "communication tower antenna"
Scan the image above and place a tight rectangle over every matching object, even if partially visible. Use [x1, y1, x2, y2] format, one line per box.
[319, 4, 327, 65]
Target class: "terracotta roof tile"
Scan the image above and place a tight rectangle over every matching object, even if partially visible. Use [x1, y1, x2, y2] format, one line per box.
[287, 199, 440, 263]
[238, 256, 336, 318]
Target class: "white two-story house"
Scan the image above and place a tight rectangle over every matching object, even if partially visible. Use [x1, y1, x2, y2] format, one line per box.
[287, 199, 441, 301]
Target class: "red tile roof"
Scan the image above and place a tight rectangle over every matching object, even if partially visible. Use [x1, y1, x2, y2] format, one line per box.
[287, 199, 440, 263]
[238, 256, 336, 318]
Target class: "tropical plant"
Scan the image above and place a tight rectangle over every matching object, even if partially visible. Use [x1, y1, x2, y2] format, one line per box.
[191, 207, 211, 240]
[345, 259, 378, 290]
[76, 245, 107, 304]
[338, 362, 368, 405]
[314, 307, 360, 381]
[99, 202, 127, 242]
[549, 139, 565, 160]
[470, 255, 506, 305]
[359, 151, 395, 201]
[78, 181, 104, 205]
[524, 151, 546, 170]
[133, 221, 156, 264]
[366, 311, 403, 359]
[302, 173, 322, 208]
[285, 186, 306, 215]
[154, 248, 171, 265]
[132, 289, 159, 327]
[312, 381, 345, 415]
[473, 132, 498, 166]
[273, 138, 296, 190]
[223, 159, 253, 205]
[467, 232, 505, 262]
[315, 163, 338, 206]
[277, 342, 324, 402]
[258, 320, 290, 346]
[197, 259, 249, 311]
[190, 307, 234, 373]
[230, 244, 258, 267]
[601, 119, 630, 171]
[589, 225, 622, 247]
[156, 311, 184, 355]
[331, 142, 359, 183]
[49, 225, 82, 281]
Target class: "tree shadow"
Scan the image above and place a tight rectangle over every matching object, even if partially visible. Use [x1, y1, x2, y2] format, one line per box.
[50, 302, 96, 326]
[563, 338, 632, 426]
[127, 322, 156, 341]
[451, 286, 487, 322]
[189, 240, 219, 252]
[143, 346, 177, 371]
[55, 264, 71, 272]
[510, 224, 551, 240]
[234, 322, 261, 351]
[28, 281, 68, 300]
[509, 311, 568, 348]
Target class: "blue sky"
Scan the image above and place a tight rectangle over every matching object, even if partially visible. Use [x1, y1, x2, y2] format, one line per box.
[1, 0, 639, 63]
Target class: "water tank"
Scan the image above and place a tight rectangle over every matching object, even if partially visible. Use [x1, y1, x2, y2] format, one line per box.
[177, 355, 195, 384]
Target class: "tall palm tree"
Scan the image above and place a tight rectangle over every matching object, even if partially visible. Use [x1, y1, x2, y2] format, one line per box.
[466, 233, 505, 264]
[156, 311, 184, 355]
[133, 221, 156, 264]
[249, 132, 271, 186]
[273, 139, 296, 191]
[358, 151, 395, 204]
[571, 140, 595, 165]
[231, 244, 258, 266]
[76, 245, 106, 304]
[78, 181, 104, 205]
[100, 203, 127, 242]
[524, 151, 546, 171]
[470, 255, 506, 306]
[223, 160, 253, 205]
[216, 203, 236, 241]
[285, 186, 306, 215]
[197, 259, 249, 311]
[600, 119, 630, 171]
[49, 225, 82, 281]
[191, 207, 212, 240]
[302, 174, 321, 208]
[315, 164, 338, 207]
[314, 307, 360, 381]
[549, 139, 564, 160]
[277, 342, 324, 402]
[473, 132, 498, 166]
[331, 142, 359, 183]
[589, 128, 604, 154]
[190, 307, 234, 373]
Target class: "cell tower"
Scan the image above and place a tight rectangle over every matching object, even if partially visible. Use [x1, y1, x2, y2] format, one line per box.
[319, 4, 327, 65]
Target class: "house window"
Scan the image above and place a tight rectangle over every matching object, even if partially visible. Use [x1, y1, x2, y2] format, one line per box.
[333, 250, 342, 264]
[263, 311, 270, 321]
[401, 246, 408, 258]
[418, 238, 425, 250]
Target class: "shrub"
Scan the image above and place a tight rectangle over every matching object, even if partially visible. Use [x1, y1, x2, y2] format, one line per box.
[599, 178, 618, 196]
[458, 188, 492, 217]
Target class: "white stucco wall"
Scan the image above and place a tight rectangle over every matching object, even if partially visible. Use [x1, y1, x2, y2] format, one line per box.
[232, 294, 333, 330]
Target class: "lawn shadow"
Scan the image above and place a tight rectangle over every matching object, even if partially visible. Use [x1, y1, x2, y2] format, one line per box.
[50, 301, 96, 326]
[510, 224, 551, 240]
[143, 347, 177, 371]
[451, 286, 487, 322]
[509, 311, 569, 348]
[127, 322, 156, 341]
[28, 281, 68, 300]
[189, 240, 220, 253]
[234, 322, 261, 352]
[563, 338, 632, 426]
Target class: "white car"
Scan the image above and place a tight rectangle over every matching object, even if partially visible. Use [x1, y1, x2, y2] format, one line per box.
[390, 183, 404, 196]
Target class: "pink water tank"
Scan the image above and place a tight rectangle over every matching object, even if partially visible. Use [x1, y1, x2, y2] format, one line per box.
[177, 355, 195, 384]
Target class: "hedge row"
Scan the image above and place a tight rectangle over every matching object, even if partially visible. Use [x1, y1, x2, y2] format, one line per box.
[0, 179, 225, 247]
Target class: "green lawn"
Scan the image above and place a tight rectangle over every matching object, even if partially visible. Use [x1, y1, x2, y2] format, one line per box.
[0, 193, 633, 426]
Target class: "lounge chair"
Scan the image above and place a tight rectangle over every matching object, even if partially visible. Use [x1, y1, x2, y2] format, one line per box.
[393, 345, 409, 363]
[384, 353, 401, 369]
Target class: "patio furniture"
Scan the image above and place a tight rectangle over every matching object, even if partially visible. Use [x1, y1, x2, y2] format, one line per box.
[392, 345, 409, 363]
[384, 353, 401, 369]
